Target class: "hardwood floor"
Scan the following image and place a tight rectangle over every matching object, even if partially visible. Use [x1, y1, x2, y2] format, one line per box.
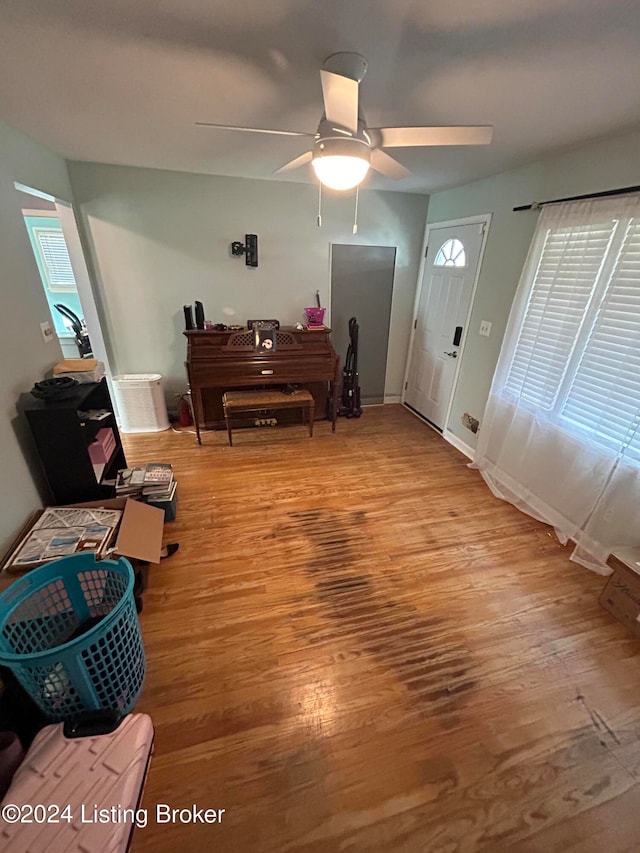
[122, 405, 640, 852]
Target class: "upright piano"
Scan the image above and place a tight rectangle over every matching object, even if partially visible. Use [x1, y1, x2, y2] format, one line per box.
[184, 328, 340, 444]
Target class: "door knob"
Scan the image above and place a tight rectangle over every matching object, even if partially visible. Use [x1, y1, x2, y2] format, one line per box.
[444, 351, 458, 358]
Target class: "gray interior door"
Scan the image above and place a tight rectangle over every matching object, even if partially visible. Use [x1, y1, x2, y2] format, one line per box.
[330, 244, 396, 405]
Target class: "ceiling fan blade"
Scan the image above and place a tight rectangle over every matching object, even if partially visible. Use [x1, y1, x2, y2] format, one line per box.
[275, 151, 313, 174]
[370, 149, 410, 180]
[320, 70, 359, 135]
[196, 122, 314, 137]
[374, 126, 493, 147]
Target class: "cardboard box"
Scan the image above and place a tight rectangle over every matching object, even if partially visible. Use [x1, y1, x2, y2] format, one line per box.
[600, 551, 640, 639]
[1, 498, 164, 575]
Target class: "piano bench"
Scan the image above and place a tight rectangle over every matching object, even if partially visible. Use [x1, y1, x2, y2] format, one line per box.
[222, 389, 315, 446]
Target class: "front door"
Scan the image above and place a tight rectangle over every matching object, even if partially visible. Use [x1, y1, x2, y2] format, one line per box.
[404, 222, 485, 430]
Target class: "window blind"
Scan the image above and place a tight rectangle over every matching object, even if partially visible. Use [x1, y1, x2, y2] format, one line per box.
[562, 219, 640, 456]
[35, 228, 76, 287]
[504, 220, 617, 409]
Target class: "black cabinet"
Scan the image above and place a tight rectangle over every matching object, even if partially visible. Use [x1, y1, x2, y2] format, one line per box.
[18, 379, 127, 505]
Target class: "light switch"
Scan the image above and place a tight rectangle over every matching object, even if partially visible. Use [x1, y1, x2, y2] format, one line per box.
[479, 320, 492, 337]
[40, 321, 55, 343]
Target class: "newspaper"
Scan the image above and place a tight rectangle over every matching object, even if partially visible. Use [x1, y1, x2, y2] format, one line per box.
[11, 523, 116, 567]
[33, 507, 122, 530]
[7, 507, 123, 569]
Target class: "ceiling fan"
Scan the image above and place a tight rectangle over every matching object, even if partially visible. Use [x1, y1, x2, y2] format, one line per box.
[196, 52, 493, 191]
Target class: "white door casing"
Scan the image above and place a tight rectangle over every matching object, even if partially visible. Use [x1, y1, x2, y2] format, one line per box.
[403, 218, 488, 431]
[54, 201, 118, 410]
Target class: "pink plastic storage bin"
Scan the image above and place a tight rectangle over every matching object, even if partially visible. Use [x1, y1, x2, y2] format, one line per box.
[304, 307, 325, 326]
[88, 428, 116, 464]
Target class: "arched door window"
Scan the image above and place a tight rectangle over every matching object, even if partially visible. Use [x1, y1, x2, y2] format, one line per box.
[434, 238, 466, 267]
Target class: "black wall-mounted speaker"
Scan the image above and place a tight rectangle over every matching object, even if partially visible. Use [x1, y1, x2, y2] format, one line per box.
[245, 234, 258, 268]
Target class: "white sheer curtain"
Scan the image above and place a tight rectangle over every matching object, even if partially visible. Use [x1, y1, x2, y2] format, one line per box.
[472, 193, 640, 574]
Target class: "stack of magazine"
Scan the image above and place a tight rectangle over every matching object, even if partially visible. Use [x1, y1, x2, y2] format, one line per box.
[115, 466, 146, 498]
[116, 463, 176, 506]
[141, 463, 176, 506]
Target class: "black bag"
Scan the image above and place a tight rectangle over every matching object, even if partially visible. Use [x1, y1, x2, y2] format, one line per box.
[30, 377, 78, 401]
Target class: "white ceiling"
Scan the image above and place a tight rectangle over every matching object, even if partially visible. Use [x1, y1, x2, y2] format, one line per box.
[1, 0, 640, 194]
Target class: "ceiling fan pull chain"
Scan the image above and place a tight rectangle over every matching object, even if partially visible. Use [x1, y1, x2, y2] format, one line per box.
[353, 184, 359, 234]
[317, 181, 322, 227]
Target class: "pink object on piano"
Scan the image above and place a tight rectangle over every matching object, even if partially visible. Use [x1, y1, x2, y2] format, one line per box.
[304, 307, 325, 327]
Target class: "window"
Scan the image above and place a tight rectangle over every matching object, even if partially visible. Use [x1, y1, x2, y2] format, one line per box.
[22, 214, 84, 338]
[32, 227, 77, 292]
[503, 196, 640, 459]
[434, 238, 466, 267]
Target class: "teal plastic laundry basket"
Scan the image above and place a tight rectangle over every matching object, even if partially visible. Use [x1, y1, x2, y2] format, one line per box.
[0, 553, 145, 721]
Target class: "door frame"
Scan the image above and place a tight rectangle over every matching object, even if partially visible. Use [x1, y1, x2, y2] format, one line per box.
[15, 181, 118, 416]
[402, 213, 492, 454]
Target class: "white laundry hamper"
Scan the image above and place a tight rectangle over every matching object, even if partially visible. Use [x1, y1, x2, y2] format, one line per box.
[112, 374, 170, 433]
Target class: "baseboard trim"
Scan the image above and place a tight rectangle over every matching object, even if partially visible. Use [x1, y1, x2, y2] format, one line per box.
[443, 428, 475, 460]
[384, 395, 401, 404]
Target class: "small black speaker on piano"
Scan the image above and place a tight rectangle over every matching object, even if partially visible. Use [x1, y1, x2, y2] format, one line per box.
[183, 305, 195, 330]
[194, 301, 205, 330]
[247, 319, 280, 330]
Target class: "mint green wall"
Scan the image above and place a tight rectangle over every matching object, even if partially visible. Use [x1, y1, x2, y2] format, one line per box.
[66, 163, 429, 403]
[0, 120, 72, 555]
[427, 126, 640, 449]
[1, 116, 636, 555]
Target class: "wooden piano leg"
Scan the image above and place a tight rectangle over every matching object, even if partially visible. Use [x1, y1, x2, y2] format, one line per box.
[186, 368, 203, 445]
[194, 399, 203, 445]
[222, 395, 233, 446]
[328, 373, 337, 431]
[331, 355, 340, 432]
[308, 398, 314, 438]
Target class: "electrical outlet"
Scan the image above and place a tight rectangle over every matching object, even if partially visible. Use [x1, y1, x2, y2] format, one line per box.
[462, 413, 480, 433]
[479, 320, 492, 337]
[40, 321, 55, 343]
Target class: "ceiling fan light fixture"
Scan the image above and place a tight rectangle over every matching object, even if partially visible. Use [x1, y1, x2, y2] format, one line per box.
[312, 136, 370, 191]
[312, 155, 370, 191]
